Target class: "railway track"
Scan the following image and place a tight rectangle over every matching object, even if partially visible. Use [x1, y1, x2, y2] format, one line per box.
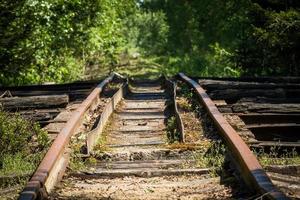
[0, 73, 299, 199]
[193, 76, 300, 198]
[49, 78, 253, 199]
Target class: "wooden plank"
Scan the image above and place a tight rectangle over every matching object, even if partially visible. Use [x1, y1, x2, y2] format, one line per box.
[70, 168, 210, 178]
[0, 95, 69, 110]
[199, 79, 300, 90]
[237, 97, 300, 104]
[0, 80, 98, 91]
[18, 109, 62, 121]
[250, 141, 300, 147]
[218, 103, 300, 114]
[239, 113, 300, 124]
[44, 122, 67, 134]
[246, 123, 300, 129]
[208, 88, 286, 101]
[213, 100, 227, 106]
[265, 165, 300, 176]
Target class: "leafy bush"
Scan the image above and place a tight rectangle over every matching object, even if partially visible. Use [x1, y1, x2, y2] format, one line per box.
[238, 4, 300, 76]
[123, 10, 169, 55]
[0, 0, 136, 86]
[137, 0, 246, 77]
[0, 111, 49, 167]
[139, 0, 299, 77]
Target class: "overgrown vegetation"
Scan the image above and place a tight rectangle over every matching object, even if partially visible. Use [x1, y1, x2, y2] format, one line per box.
[174, 81, 228, 176]
[238, 1, 300, 76]
[128, 0, 300, 77]
[1, 1, 299, 85]
[194, 141, 227, 177]
[254, 147, 300, 166]
[0, 111, 49, 187]
[0, 0, 136, 86]
[69, 103, 115, 171]
[166, 116, 180, 143]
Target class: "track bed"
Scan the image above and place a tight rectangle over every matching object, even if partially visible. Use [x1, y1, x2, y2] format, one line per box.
[6, 74, 298, 199]
[50, 81, 252, 199]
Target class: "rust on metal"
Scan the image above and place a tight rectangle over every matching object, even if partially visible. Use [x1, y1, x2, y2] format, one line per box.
[164, 78, 185, 142]
[178, 73, 288, 200]
[173, 81, 185, 142]
[19, 74, 116, 200]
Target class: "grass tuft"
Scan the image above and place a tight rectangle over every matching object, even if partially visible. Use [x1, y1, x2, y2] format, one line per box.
[193, 141, 227, 177]
[166, 116, 181, 143]
[254, 147, 300, 166]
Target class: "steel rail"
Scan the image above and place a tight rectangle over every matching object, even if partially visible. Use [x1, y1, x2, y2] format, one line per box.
[19, 74, 117, 200]
[164, 78, 185, 142]
[178, 73, 289, 200]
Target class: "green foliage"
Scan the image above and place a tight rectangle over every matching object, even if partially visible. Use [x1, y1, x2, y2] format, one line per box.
[0, 0, 136, 86]
[238, 3, 300, 76]
[0, 111, 49, 168]
[0, 153, 33, 188]
[137, 0, 248, 77]
[126, 11, 169, 55]
[1, 153, 36, 175]
[0, 111, 49, 188]
[137, 0, 299, 77]
[1, 0, 298, 81]
[166, 116, 180, 143]
[194, 141, 227, 177]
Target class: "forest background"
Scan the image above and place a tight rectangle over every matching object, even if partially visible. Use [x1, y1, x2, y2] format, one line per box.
[1, 0, 299, 86]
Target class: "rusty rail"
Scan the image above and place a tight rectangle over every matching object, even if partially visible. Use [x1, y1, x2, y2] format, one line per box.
[173, 81, 185, 142]
[178, 73, 288, 200]
[19, 73, 118, 200]
[164, 79, 185, 142]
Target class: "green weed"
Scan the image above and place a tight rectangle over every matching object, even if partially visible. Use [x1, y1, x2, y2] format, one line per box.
[166, 116, 181, 143]
[85, 157, 98, 166]
[0, 147, 48, 188]
[193, 141, 226, 177]
[68, 142, 86, 171]
[0, 111, 49, 158]
[0, 110, 49, 188]
[94, 134, 110, 153]
[254, 146, 300, 166]
[178, 83, 193, 99]
[93, 115, 114, 153]
[176, 97, 192, 112]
